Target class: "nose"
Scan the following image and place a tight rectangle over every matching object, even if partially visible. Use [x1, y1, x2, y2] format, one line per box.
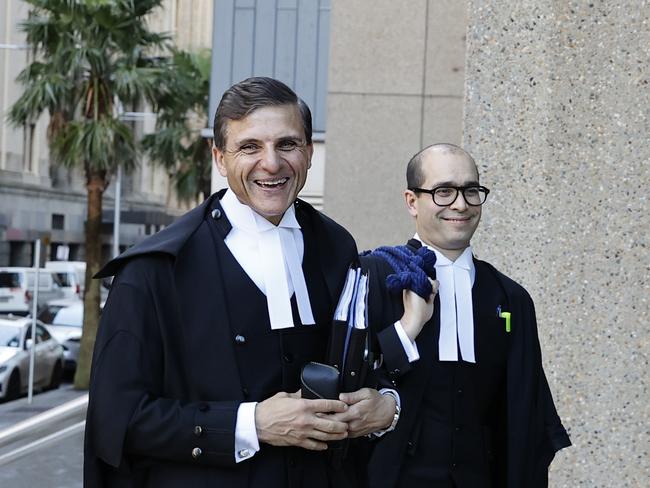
[449, 190, 469, 211]
[259, 145, 282, 173]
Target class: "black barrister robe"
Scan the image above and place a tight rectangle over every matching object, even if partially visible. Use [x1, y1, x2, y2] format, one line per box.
[83, 191, 359, 488]
[363, 241, 571, 488]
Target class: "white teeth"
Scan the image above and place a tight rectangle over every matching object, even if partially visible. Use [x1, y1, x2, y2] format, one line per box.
[256, 177, 288, 187]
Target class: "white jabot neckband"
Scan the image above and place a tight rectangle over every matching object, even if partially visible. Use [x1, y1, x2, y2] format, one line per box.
[415, 235, 476, 362]
[221, 190, 315, 329]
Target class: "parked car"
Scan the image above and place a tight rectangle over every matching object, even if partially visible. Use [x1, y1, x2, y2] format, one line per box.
[0, 267, 65, 316]
[0, 315, 64, 401]
[39, 299, 83, 377]
[45, 261, 86, 300]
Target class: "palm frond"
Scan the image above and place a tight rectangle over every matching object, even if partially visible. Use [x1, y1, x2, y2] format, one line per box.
[141, 124, 191, 170]
[8, 67, 71, 125]
[52, 117, 136, 173]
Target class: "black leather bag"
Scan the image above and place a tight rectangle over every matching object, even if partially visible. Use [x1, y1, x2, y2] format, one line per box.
[300, 362, 340, 400]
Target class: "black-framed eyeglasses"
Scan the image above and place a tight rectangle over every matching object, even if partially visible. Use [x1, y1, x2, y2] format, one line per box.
[409, 185, 490, 206]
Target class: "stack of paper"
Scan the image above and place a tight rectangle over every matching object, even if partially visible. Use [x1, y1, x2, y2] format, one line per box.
[328, 266, 370, 392]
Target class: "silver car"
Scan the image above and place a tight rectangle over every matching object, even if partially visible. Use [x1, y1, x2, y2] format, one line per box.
[0, 316, 64, 401]
[39, 299, 83, 377]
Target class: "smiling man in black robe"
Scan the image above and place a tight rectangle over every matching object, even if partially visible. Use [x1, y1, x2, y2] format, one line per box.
[83, 77, 399, 488]
[363, 143, 571, 488]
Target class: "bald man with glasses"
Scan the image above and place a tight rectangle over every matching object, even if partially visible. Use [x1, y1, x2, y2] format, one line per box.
[363, 144, 570, 488]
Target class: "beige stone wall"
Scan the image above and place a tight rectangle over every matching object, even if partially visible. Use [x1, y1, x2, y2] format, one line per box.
[324, 0, 467, 251]
[148, 0, 213, 51]
[464, 2, 649, 486]
[0, 0, 51, 182]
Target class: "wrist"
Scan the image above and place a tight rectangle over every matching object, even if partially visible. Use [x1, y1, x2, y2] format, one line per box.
[380, 390, 400, 432]
[398, 315, 418, 342]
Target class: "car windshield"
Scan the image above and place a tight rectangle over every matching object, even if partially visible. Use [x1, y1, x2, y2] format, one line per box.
[51, 273, 66, 287]
[0, 324, 21, 348]
[38, 305, 66, 324]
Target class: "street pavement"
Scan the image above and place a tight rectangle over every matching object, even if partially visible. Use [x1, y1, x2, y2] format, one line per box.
[0, 430, 83, 488]
[0, 382, 85, 487]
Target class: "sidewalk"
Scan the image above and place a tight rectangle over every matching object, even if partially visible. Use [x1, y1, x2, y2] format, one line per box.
[0, 383, 87, 487]
[0, 383, 87, 432]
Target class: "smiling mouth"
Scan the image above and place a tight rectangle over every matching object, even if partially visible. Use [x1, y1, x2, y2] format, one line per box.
[443, 217, 471, 223]
[255, 177, 289, 188]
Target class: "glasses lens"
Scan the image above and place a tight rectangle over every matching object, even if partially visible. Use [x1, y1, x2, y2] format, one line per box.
[430, 186, 488, 206]
[433, 187, 457, 206]
[463, 187, 485, 205]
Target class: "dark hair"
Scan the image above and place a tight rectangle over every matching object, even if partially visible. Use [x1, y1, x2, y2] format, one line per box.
[406, 143, 478, 188]
[212, 77, 312, 150]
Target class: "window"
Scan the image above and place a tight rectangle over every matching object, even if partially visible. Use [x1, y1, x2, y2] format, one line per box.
[0, 272, 21, 288]
[52, 214, 65, 230]
[38, 304, 65, 324]
[37, 324, 51, 342]
[52, 272, 71, 287]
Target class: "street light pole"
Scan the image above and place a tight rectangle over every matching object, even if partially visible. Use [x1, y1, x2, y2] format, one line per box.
[112, 110, 156, 258]
[28, 239, 41, 405]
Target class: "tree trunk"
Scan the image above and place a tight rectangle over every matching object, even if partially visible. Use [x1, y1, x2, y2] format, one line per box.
[74, 170, 105, 390]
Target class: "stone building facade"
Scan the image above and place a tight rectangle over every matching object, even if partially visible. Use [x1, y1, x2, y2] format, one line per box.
[0, 0, 214, 266]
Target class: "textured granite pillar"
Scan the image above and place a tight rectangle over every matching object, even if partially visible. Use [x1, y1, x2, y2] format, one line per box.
[464, 2, 649, 486]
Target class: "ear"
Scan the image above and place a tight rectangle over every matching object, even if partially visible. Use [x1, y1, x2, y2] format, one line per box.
[306, 142, 314, 169]
[212, 145, 228, 177]
[404, 190, 418, 218]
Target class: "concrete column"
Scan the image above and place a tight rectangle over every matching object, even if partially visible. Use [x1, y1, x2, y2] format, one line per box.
[325, 0, 467, 250]
[464, 1, 649, 485]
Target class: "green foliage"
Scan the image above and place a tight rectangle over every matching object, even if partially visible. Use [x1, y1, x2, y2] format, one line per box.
[53, 117, 136, 173]
[8, 0, 172, 175]
[142, 48, 213, 203]
[10, 0, 213, 203]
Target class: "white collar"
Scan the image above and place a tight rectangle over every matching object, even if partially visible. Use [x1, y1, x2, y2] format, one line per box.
[220, 189, 301, 233]
[220, 189, 314, 329]
[414, 234, 476, 362]
[413, 234, 475, 279]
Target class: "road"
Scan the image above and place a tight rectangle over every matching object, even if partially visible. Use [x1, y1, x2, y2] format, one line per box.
[0, 430, 83, 488]
[0, 382, 84, 487]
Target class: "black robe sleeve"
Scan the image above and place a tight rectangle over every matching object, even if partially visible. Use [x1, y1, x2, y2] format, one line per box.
[85, 268, 240, 482]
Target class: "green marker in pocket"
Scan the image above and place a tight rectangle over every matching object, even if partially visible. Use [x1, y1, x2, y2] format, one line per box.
[500, 311, 511, 333]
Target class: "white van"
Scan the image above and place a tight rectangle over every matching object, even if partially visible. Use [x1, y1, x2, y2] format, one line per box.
[0, 267, 65, 316]
[45, 261, 86, 299]
[45, 261, 111, 302]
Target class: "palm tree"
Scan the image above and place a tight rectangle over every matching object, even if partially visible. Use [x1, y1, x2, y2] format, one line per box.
[8, 0, 175, 389]
[142, 48, 213, 204]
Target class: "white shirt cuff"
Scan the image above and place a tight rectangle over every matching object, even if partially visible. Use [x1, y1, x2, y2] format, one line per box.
[394, 321, 420, 362]
[234, 402, 260, 463]
[371, 388, 401, 438]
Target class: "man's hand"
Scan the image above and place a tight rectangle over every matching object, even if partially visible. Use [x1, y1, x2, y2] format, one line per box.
[255, 392, 349, 450]
[400, 279, 438, 341]
[328, 388, 396, 438]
